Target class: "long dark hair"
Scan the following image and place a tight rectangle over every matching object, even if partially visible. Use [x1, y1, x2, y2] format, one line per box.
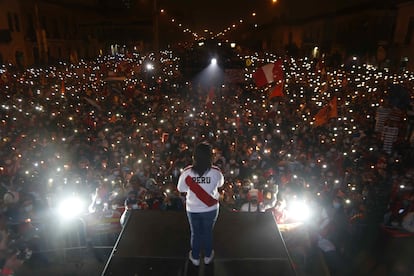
[192, 142, 212, 176]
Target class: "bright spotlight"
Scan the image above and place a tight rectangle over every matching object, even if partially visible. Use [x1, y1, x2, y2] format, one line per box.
[211, 58, 217, 65]
[146, 63, 154, 71]
[288, 200, 311, 222]
[58, 196, 84, 220]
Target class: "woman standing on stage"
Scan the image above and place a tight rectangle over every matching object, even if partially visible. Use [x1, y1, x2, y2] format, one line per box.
[177, 142, 224, 266]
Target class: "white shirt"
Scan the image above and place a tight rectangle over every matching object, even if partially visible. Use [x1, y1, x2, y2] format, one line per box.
[177, 165, 224, 213]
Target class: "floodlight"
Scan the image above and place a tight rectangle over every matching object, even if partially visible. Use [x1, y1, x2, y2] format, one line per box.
[288, 200, 312, 222]
[58, 196, 84, 220]
[146, 63, 154, 71]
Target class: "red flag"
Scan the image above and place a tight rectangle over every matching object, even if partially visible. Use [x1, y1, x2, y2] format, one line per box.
[342, 76, 348, 87]
[314, 105, 329, 126]
[253, 60, 284, 88]
[314, 97, 338, 126]
[328, 96, 338, 118]
[269, 81, 284, 99]
[272, 60, 284, 82]
[60, 79, 65, 94]
[205, 87, 215, 109]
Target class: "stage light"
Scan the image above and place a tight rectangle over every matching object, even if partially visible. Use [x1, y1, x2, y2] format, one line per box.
[146, 63, 154, 71]
[288, 200, 311, 222]
[211, 58, 217, 65]
[58, 196, 85, 220]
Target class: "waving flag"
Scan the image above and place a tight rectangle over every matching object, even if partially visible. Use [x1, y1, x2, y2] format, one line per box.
[253, 60, 284, 88]
[328, 96, 338, 118]
[60, 79, 65, 94]
[269, 81, 284, 99]
[314, 105, 330, 126]
[205, 87, 215, 109]
[314, 97, 338, 126]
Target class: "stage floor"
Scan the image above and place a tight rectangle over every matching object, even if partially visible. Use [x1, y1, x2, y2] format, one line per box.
[102, 209, 296, 276]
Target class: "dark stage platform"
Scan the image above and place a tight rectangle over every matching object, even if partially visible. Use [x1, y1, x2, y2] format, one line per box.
[102, 209, 297, 276]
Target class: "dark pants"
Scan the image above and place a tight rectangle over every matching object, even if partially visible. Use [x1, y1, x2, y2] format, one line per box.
[187, 209, 219, 259]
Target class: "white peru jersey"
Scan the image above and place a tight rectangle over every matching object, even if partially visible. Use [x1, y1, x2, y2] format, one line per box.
[177, 165, 224, 213]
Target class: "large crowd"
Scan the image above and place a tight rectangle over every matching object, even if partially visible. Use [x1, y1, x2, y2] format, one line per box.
[0, 48, 413, 275]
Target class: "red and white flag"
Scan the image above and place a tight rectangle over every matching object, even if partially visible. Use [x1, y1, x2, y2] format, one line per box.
[269, 81, 284, 99]
[253, 60, 284, 88]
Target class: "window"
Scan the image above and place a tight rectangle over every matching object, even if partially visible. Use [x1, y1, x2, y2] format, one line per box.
[7, 13, 14, 31]
[26, 14, 36, 40]
[63, 17, 69, 38]
[33, 47, 39, 64]
[41, 16, 46, 29]
[53, 18, 60, 38]
[27, 13, 33, 26]
[404, 17, 414, 45]
[14, 14, 20, 32]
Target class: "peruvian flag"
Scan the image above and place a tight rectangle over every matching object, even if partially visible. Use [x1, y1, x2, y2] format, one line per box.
[253, 60, 284, 88]
[269, 81, 284, 99]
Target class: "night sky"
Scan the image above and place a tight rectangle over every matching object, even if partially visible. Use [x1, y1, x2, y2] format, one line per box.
[92, 0, 385, 43]
[161, 0, 274, 33]
[159, 0, 378, 34]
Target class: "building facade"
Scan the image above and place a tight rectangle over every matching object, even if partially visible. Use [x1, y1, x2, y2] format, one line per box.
[2, 0, 414, 70]
[0, 0, 26, 66]
[393, 0, 414, 70]
[0, 0, 104, 67]
[250, 0, 414, 71]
